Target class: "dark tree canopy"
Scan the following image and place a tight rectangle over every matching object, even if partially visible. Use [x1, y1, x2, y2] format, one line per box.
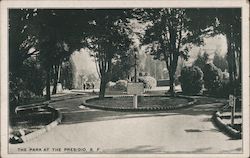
[82, 9, 133, 98]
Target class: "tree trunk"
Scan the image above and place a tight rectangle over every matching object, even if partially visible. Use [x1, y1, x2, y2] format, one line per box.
[226, 28, 237, 95]
[169, 70, 175, 96]
[46, 67, 51, 101]
[99, 75, 107, 99]
[52, 65, 58, 95]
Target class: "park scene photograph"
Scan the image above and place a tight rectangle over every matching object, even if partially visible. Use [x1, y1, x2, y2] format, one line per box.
[6, 7, 245, 155]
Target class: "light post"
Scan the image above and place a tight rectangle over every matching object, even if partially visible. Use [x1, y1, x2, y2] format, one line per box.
[134, 50, 137, 83]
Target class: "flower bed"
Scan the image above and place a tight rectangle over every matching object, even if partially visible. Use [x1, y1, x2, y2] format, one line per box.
[83, 95, 196, 111]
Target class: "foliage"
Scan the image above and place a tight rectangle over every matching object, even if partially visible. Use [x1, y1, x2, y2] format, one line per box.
[9, 9, 38, 75]
[137, 8, 214, 95]
[21, 57, 46, 96]
[9, 74, 26, 113]
[205, 9, 241, 94]
[203, 63, 223, 94]
[179, 66, 204, 95]
[83, 10, 133, 98]
[110, 50, 135, 82]
[187, 8, 241, 96]
[138, 76, 157, 89]
[213, 52, 228, 72]
[106, 81, 116, 88]
[113, 80, 128, 91]
[9, 9, 41, 111]
[60, 60, 74, 90]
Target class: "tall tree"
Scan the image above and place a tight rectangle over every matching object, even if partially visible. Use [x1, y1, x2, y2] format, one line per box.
[83, 9, 132, 98]
[9, 9, 41, 110]
[30, 9, 90, 99]
[215, 9, 241, 94]
[138, 9, 210, 95]
[9, 9, 39, 75]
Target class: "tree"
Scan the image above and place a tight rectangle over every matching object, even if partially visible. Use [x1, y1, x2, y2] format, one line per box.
[61, 59, 74, 90]
[214, 9, 241, 95]
[138, 9, 209, 95]
[9, 9, 39, 76]
[29, 9, 90, 99]
[83, 9, 132, 98]
[9, 9, 40, 111]
[110, 50, 135, 82]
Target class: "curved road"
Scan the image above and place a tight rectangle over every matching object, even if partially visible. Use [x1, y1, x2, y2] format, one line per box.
[9, 95, 242, 154]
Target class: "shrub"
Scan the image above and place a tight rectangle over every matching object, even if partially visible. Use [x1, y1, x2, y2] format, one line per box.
[203, 63, 223, 95]
[138, 76, 157, 89]
[106, 81, 116, 88]
[112, 80, 128, 91]
[217, 80, 230, 98]
[216, 79, 241, 98]
[179, 66, 204, 95]
[9, 73, 34, 114]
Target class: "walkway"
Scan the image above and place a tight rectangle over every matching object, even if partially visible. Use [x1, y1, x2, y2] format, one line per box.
[9, 95, 242, 154]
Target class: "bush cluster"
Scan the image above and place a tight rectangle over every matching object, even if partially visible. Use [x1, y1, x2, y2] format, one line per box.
[107, 80, 128, 91]
[138, 76, 157, 89]
[180, 63, 241, 98]
[113, 80, 128, 91]
[9, 73, 34, 114]
[203, 63, 223, 94]
[179, 66, 204, 95]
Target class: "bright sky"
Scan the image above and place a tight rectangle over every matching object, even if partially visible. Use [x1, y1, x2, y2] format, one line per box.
[185, 34, 227, 66]
[71, 48, 98, 78]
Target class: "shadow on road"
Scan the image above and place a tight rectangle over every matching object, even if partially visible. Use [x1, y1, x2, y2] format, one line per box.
[61, 110, 180, 125]
[105, 145, 241, 154]
[104, 145, 214, 154]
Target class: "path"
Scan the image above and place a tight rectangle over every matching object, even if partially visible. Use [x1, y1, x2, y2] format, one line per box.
[9, 95, 242, 154]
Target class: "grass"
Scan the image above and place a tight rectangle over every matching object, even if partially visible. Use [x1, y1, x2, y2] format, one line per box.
[19, 96, 46, 106]
[88, 96, 189, 108]
[9, 108, 56, 140]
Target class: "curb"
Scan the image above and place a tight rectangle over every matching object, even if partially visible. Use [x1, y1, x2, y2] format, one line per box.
[10, 94, 82, 144]
[50, 94, 86, 103]
[212, 104, 242, 139]
[15, 101, 50, 114]
[82, 95, 197, 112]
[12, 106, 62, 143]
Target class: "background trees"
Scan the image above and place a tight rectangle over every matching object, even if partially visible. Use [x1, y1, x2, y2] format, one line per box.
[9, 8, 242, 109]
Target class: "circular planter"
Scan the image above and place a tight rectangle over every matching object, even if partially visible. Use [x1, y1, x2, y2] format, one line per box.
[83, 95, 196, 112]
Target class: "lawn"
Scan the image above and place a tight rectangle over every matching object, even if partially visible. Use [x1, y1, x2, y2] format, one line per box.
[88, 96, 190, 109]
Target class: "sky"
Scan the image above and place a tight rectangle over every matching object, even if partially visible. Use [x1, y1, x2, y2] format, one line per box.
[185, 34, 227, 66]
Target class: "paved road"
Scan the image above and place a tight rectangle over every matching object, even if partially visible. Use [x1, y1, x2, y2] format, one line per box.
[9, 95, 242, 154]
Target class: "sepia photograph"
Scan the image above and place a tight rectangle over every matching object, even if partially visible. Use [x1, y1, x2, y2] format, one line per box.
[0, 0, 249, 158]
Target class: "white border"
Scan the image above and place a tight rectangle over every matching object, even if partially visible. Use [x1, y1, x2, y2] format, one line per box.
[1, 0, 249, 158]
